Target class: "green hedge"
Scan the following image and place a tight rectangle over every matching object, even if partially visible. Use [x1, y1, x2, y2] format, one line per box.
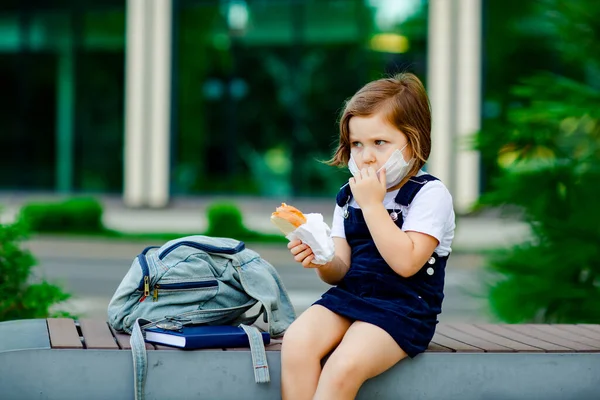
[203, 202, 285, 243]
[18, 197, 105, 234]
[15, 198, 286, 244]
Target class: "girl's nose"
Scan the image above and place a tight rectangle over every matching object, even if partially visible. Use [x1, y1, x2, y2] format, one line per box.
[362, 147, 376, 164]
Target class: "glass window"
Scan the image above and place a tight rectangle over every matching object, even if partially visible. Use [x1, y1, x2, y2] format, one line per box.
[173, 0, 429, 197]
[0, 1, 125, 193]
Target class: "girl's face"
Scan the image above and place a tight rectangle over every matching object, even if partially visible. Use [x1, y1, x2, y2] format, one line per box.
[348, 111, 411, 171]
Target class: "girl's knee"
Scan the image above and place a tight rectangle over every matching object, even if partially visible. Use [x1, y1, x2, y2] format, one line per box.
[321, 352, 365, 387]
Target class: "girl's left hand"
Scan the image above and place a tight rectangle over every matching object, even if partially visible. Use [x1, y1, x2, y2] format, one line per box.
[349, 167, 387, 209]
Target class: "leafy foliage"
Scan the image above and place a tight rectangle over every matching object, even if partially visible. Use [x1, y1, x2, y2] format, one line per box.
[475, 0, 600, 323]
[477, 74, 600, 323]
[0, 220, 70, 321]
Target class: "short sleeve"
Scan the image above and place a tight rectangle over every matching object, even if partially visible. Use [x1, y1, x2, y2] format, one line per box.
[330, 205, 346, 239]
[401, 181, 454, 243]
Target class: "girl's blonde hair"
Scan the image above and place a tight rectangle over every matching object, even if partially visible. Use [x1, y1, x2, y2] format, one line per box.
[328, 72, 432, 180]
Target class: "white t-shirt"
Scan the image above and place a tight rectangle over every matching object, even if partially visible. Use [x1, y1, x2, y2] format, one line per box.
[330, 171, 455, 256]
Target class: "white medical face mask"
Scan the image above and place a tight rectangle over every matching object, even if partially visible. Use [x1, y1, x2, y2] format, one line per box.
[348, 144, 413, 188]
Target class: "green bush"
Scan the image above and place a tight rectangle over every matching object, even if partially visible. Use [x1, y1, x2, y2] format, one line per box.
[18, 197, 105, 233]
[202, 202, 286, 244]
[475, 74, 600, 323]
[474, 0, 600, 324]
[0, 219, 71, 321]
[204, 202, 247, 238]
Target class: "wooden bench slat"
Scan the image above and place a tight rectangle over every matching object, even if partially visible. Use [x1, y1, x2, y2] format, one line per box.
[558, 324, 600, 341]
[578, 324, 600, 334]
[522, 325, 600, 351]
[550, 324, 600, 345]
[502, 325, 592, 352]
[448, 323, 544, 352]
[431, 331, 484, 352]
[107, 324, 155, 350]
[153, 344, 182, 350]
[47, 318, 83, 349]
[42, 319, 600, 356]
[78, 319, 119, 349]
[476, 324, 572, 352]
[437, 324, 514, 352]
[425, 340, 454, 352]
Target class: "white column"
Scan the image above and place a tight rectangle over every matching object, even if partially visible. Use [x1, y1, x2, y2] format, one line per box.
[124, 0, 172, 208]
[123, 0, 148, 207]
[148, 0, 172, 208]
[455, 0, 482, 213]
[427, 0, 454, 189]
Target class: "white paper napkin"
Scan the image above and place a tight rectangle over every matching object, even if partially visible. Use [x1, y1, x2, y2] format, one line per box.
[285, 213, 335, 265]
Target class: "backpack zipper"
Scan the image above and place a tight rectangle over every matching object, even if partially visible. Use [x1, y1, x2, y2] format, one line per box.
[152, 280, 218, 302]
[139, 275, 150, 303]
[153, 284, 159, 302]
[144, 276, 150, 295]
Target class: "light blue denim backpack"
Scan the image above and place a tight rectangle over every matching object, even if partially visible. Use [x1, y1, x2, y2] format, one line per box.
[107, 235, 296, 400]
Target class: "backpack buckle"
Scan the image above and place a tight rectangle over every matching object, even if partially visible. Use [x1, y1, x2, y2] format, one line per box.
[156, 320, 183, 332]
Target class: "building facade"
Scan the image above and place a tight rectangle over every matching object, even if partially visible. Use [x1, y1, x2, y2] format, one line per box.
[0, 0, 482, 212]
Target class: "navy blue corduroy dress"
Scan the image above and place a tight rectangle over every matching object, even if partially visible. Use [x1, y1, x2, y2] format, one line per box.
[314, 174, 448, 358]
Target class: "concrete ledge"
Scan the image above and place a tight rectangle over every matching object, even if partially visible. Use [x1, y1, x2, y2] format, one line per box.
[1, 348, 599, 399]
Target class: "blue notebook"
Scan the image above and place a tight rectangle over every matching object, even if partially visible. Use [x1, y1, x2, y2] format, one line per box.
[144, 325, 270, 349]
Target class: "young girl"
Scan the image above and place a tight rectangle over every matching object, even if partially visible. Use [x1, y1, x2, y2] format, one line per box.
[281, 72, 455, 400]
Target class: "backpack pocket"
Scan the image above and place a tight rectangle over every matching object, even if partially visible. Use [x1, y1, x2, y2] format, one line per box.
[150, 280, 218, 302]
[108, 236, 255, 333]
[107, 246, 159, 331]
[123, 277, 220, 330]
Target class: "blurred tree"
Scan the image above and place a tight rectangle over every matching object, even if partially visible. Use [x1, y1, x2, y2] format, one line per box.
[173, 4, 221, 194]
[476, 0, 600, 323]
[0, 219, 71, 321]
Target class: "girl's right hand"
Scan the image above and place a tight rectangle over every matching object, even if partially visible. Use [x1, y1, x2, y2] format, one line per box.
[287, 239, 317, 268]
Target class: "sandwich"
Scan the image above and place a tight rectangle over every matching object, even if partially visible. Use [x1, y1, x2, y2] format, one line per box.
[271, 203, 307, 235]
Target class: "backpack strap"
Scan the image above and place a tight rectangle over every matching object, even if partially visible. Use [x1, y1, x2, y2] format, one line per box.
[129, 318, 271, 400]
[240, 324, 270, 382]
[131, 318, 148, 400]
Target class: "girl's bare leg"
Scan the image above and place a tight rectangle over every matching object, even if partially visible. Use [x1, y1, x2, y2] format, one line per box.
[313, 321, 408, 400]
[281, 305, 352, 400]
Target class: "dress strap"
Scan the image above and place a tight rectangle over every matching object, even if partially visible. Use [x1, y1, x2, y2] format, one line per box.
[335, 183, 352, 207]
[394, 174, 439, 206]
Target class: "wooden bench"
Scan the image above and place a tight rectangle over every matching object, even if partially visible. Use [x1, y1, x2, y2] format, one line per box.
[1, 318, 600, 399]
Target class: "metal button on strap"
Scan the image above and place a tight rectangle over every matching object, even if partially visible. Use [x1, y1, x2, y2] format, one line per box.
[426, 267, 434, 276]
[428, 256, 436, 265]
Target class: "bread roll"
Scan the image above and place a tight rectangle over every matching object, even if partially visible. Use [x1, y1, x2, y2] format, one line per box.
[270, 203, 307, 235]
